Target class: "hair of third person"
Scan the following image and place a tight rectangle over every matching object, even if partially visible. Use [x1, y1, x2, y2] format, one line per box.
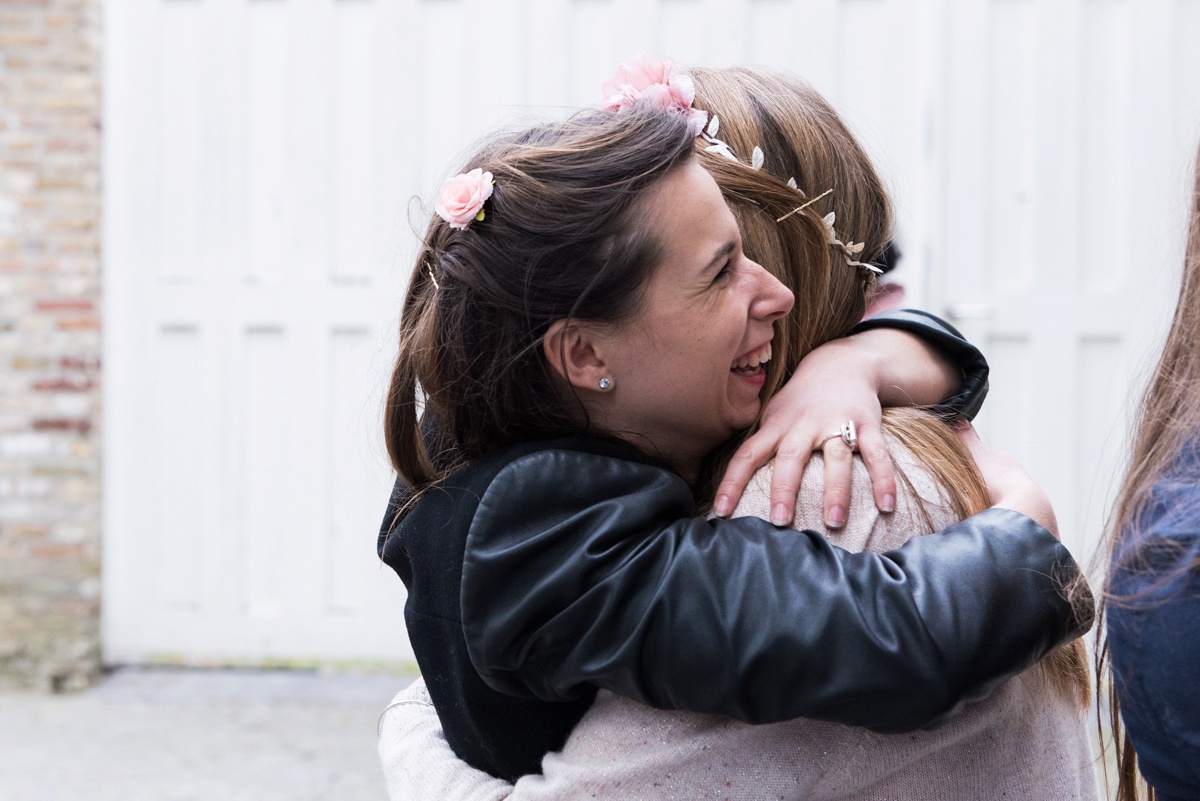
[1093, 141, 1200, 801]
[690, 65, 1091, 708]
[385, 105, 696, 491]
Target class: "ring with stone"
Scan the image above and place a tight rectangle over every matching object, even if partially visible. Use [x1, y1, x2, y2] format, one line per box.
[839, 420, 858, 449]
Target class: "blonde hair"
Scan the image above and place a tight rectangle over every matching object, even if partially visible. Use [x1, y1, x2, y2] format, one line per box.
[691, 65, 1090, 708]
[1095, 141, 1200, 801]
[691, 66, 890, 397]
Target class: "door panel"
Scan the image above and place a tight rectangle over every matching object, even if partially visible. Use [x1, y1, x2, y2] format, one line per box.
[104, 0, 1190, 663]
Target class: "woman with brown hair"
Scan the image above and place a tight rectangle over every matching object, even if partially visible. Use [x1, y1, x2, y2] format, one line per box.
[377, 63, 1096, 800]
[377, 69, 1089, 793]
[1098, 143, 1200, 801]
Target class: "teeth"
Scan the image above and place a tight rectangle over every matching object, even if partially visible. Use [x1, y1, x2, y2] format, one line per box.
[732, 342, 772, 370]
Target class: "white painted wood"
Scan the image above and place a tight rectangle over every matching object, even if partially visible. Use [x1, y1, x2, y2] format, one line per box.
[930, 0, 1193, 565]
[104, 0, 413, 665]
[103, 0, 1199, 664]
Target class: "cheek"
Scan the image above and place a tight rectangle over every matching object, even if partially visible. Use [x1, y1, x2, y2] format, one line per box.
[627, 302, 747, 407]
[643, 336, 723, 405]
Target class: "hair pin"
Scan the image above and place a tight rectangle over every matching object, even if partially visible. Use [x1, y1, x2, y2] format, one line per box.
[776, 188, 833, 223]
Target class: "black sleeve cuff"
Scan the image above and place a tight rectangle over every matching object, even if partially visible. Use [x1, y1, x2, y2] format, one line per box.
[851, 308, 989, 421]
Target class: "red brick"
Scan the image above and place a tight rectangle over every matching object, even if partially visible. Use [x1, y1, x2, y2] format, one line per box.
[45, 137, 83, 152]
[31, 544, 82, 560]
[59, 355, 99, 370]
[31, 417, 92, 435]
[2, 0, 103, 691]
[35, 298, 92, 313]
[32, 377, 93, 392]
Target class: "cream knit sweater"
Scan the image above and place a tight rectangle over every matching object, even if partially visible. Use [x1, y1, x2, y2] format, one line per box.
[379, 446, 1098, 800]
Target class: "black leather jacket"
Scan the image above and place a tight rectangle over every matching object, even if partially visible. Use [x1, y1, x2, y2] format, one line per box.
[380, 435, 1091, 781]
[851, 308, 990, 420]
[377, 310, 1090, 780]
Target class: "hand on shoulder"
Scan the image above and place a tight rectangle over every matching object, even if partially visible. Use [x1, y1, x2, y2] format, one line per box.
[954, 423, 1058, 538]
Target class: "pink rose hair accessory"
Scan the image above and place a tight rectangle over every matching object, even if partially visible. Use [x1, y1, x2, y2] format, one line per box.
[601, 57, 708, 136]
[435, 168, 495, 230]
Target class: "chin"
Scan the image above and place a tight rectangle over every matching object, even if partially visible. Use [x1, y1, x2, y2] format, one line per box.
[733, 401, 763, 427]
[724, 414, 759, 436]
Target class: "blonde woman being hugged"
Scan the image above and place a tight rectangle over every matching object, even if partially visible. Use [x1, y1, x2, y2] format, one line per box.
[378, 63, 1097, 801]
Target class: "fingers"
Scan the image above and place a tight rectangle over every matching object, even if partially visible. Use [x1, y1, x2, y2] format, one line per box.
[715, 420, 894, 528]
[855, 422, 897, 514]
[820, 420, 894, 528]
[952, 424, 1058, 534]
[820, 436, 854, 528]
[714, 424, 821, 524]
[767, 436, 815, 526]
[952, 420, 983, 456]
[713, 435, 770, 518]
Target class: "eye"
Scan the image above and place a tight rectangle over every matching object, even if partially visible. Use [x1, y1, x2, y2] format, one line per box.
[713, 260, 734, 284]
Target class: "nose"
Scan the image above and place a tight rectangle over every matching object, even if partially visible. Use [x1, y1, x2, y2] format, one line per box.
[748, 259, 794, 322]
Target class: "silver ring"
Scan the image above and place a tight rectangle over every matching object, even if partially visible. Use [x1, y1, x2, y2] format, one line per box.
[819, 420, 857, 449]
[839, 420, 858, 449]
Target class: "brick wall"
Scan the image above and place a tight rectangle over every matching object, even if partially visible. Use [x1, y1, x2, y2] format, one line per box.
[0, 0, 103, 691]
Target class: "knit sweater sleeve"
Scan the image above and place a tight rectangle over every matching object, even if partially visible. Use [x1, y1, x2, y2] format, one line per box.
[378, 680, 514, 801]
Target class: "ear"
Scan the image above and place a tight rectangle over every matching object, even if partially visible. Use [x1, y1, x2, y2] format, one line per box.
[543, 319, 613, 393]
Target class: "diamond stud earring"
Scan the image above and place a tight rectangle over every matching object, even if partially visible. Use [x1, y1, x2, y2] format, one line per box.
[598, 377, 612, 390]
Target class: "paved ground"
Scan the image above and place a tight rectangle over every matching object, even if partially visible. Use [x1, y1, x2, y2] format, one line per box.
[0, 667, 417, 801]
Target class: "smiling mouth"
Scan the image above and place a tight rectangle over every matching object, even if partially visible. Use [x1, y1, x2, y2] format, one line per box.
[731, 342, 772, 377]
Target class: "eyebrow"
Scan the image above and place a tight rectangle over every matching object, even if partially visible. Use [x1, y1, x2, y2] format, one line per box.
[703, 241, 737, 274]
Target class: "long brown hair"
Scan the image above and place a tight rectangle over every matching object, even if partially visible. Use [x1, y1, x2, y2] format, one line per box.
[385, 106, 695, 491]
[691, 66, 892, 394]
[1095, 141, 1200, 801]
[691, 65, 1090, 707]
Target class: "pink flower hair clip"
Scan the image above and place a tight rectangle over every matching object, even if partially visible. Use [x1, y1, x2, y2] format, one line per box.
[602, 59, 760, 170]
[601, 57, 709, 136]
[435, 167, 495, 230]
[602, 59, 877, 279]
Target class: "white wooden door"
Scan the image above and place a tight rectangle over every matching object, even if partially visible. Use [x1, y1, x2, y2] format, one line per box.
[103, 0, 1194, 664]
[102, 0, 419, 663]
[931, 0, 1200, 561]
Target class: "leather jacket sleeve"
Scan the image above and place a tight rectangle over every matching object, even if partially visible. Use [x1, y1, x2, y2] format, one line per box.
[461, 449, 1092, 732]
[852, 308, 989, 420]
